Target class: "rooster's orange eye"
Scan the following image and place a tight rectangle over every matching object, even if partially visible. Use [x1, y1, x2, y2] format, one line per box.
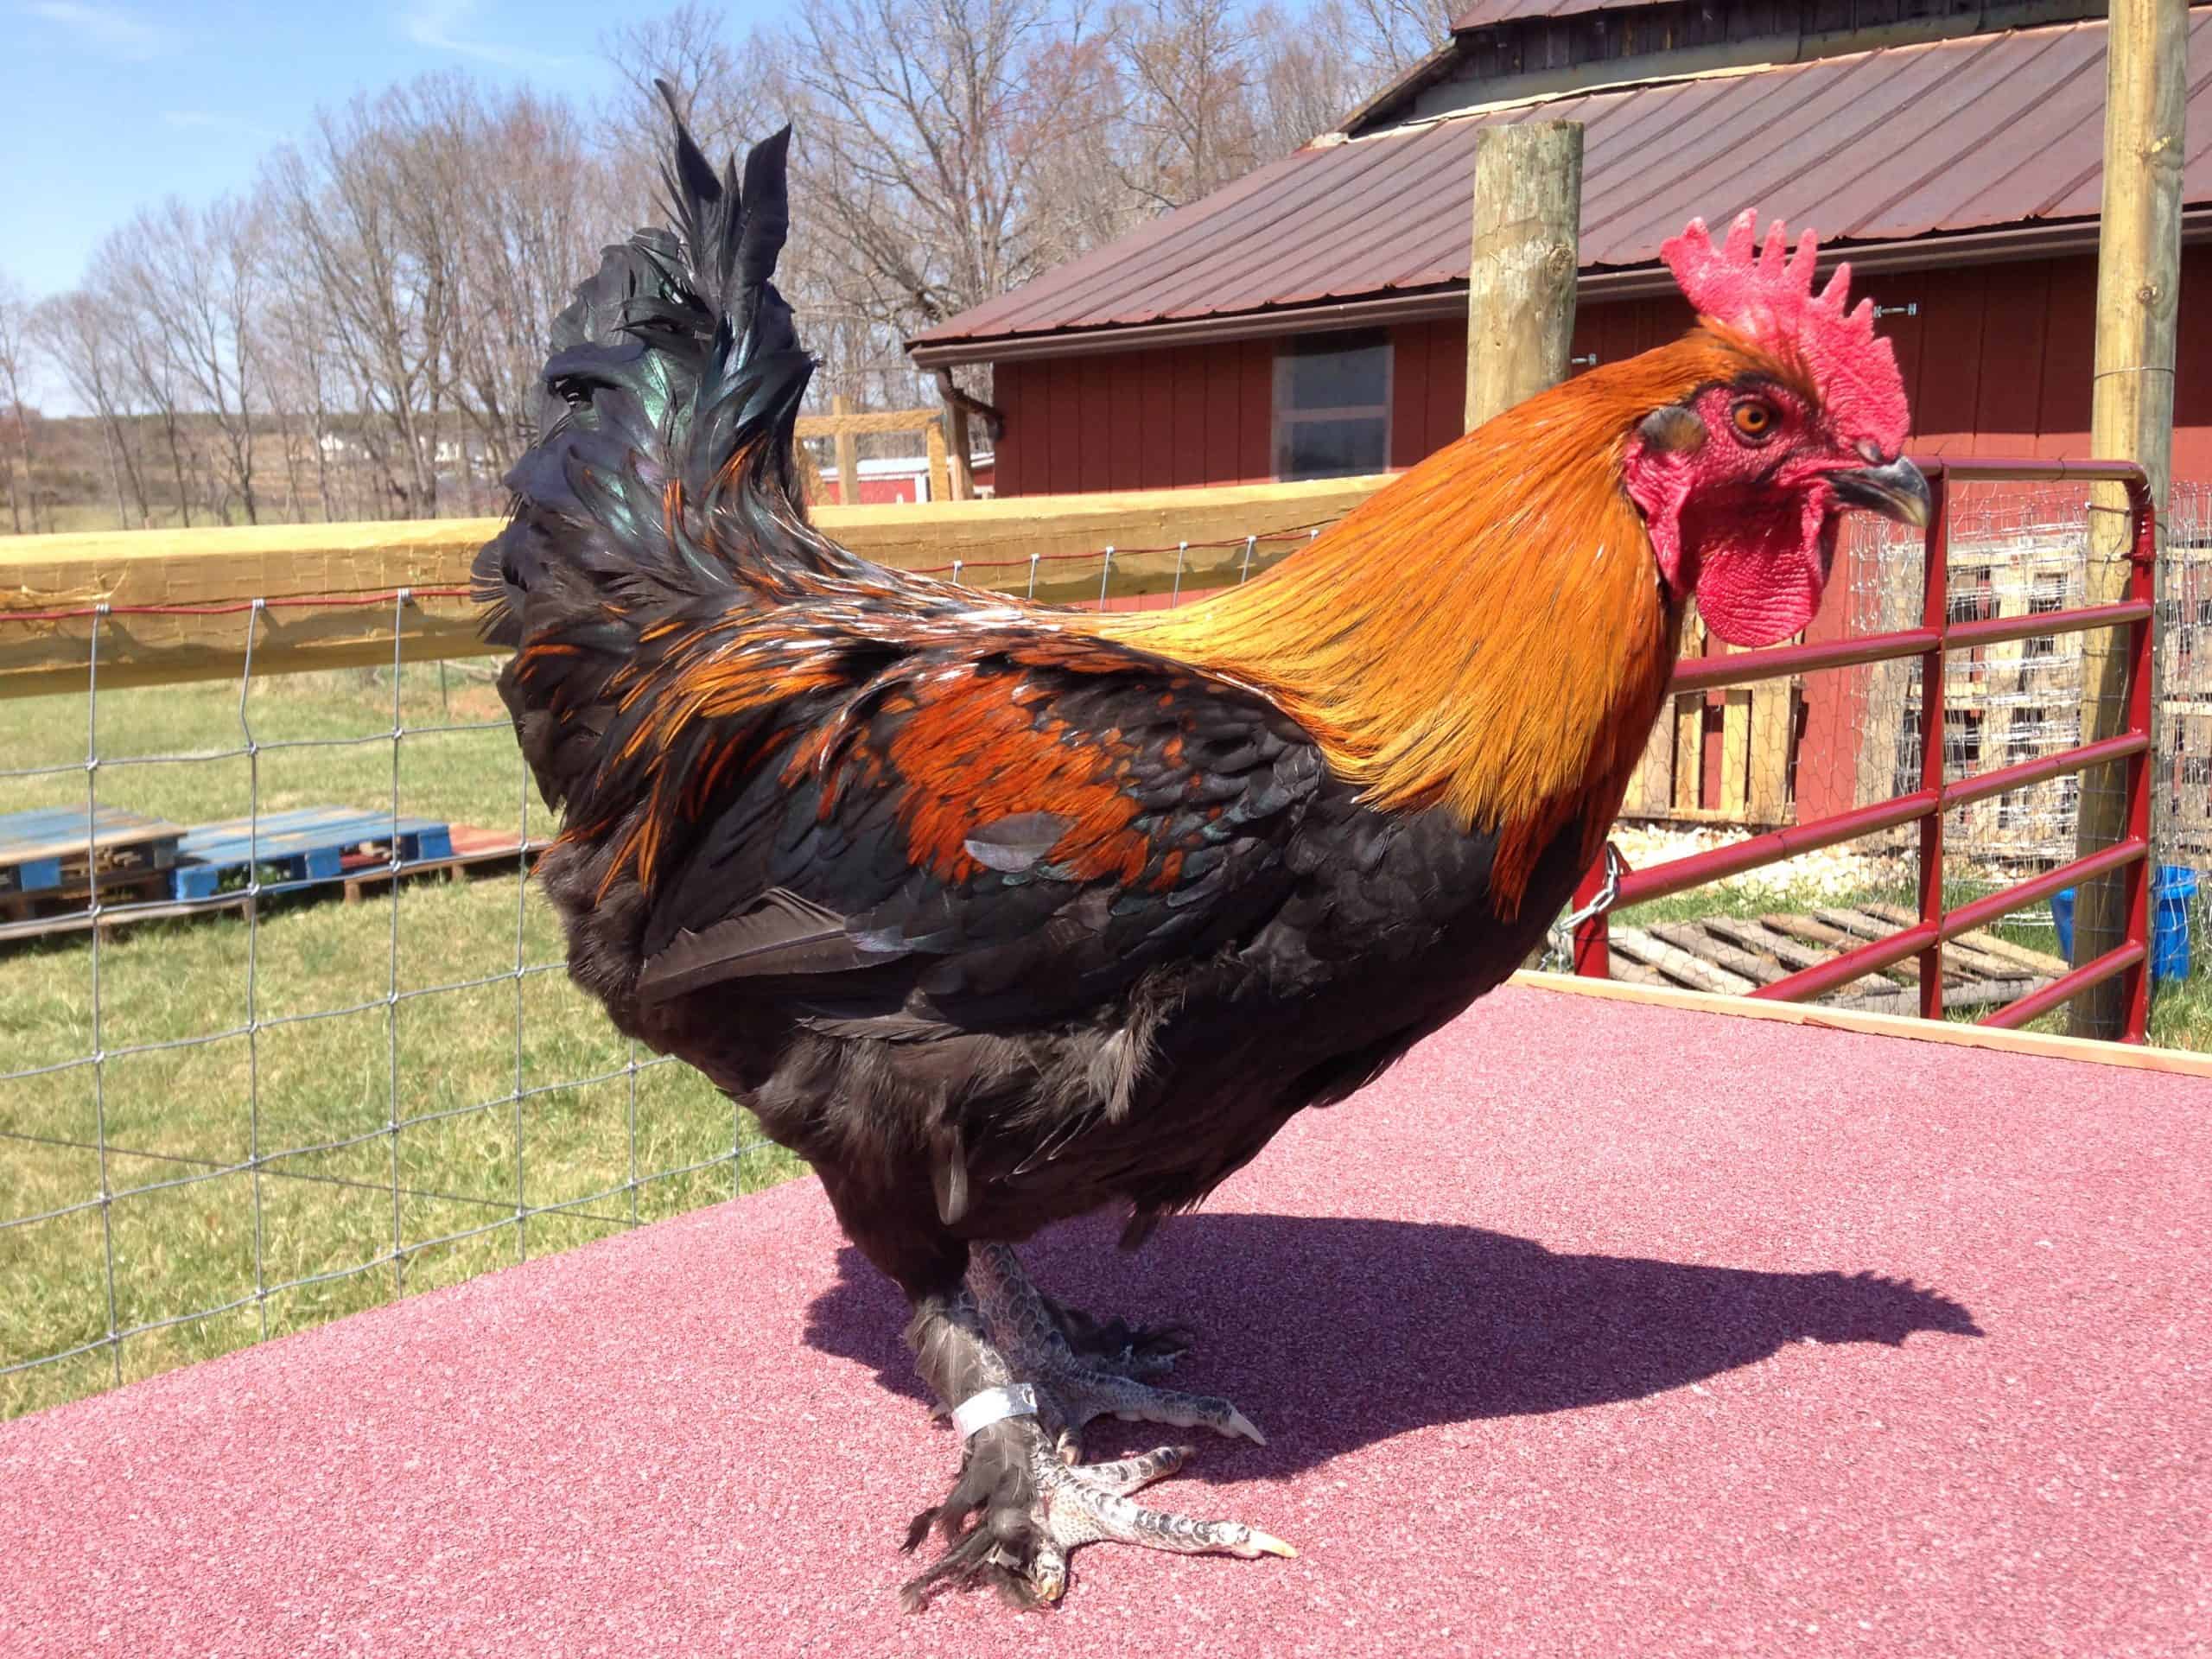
[1732, 400, 1777, 441]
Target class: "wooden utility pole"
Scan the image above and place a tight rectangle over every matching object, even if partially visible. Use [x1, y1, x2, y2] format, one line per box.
[933, 368, 983, 501]
[1465, 122, 1584, 431]
[2073, 0, 2184, 1039]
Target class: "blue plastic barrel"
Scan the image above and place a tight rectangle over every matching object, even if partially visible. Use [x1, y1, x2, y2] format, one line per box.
[2050, 866, 2196, 982]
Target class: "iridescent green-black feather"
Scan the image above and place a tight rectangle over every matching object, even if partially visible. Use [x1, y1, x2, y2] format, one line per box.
[474, 99, 827, 653]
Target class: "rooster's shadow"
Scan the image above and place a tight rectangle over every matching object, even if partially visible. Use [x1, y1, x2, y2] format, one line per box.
[801, 1211, 1981, 1480]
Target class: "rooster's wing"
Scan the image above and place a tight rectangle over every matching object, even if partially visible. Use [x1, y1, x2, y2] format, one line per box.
[596, 616, 1330, 1038]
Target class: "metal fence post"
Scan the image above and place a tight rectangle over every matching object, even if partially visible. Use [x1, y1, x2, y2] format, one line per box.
[2120, 479, 2158, 1041]
[1916, 469, 1952, 1020]
[1571, 860, 1609, 978]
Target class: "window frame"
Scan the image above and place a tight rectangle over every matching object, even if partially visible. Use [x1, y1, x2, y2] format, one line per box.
[1271, 329, 1394, 482]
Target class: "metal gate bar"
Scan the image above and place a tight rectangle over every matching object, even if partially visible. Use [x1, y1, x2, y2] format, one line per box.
[1573, 456, 2157, 1043]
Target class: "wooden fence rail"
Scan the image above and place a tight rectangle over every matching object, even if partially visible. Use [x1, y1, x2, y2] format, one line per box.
[0, 474, 1910, 838]
[799, 401, 955, 504]
[0, 475, 1383, 700]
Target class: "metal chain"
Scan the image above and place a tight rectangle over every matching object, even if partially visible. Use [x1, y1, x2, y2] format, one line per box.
[1548, 842, 1627, 964]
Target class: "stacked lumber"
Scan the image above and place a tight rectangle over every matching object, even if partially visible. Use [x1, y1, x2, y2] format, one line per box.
[1602, 900, 2066, 1015]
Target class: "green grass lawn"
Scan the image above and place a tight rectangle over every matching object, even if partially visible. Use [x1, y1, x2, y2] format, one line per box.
[2, 664, 2201, 1419]
[1, 665, 804, 1420]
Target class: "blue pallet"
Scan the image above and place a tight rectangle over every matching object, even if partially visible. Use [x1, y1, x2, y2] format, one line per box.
[0, 805, 183, 898]
[172, 807, 456, 901]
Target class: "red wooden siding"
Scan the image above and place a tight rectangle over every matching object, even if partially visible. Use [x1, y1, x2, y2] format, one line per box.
[993, 342, 1274, 497]
[990, 247, 2212, 492]
[1874, 247, 2212, 476]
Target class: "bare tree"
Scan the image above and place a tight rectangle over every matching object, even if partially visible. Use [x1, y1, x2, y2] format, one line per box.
[108, 195, 265, 524]
[1341, 0, 1455, 79]
[84, 244, 199, 526]
[265, 83, 459, 516]
[1252, 0, 1369, 152]
[32, 291, 152, 527]
[597, 0, 1363, 416]
[440, 89, 620, 501]
[7, 2, 1421, 532]
[1109, 0, 1269, 208]
[257, 290, 344, 522]
[0, 273, 41, 533]
[601, 2, 785, 182]
[776, 0, 1119, 338]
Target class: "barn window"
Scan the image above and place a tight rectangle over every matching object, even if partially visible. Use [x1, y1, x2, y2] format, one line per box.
[1274, 330, 1391, 480]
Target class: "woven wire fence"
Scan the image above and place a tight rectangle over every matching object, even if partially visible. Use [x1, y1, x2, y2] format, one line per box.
[2154, 484, 2212, 973]
[0, 524, 1327, 1418]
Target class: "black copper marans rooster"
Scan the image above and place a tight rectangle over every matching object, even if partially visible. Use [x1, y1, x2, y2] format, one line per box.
[477, 102, 1927, 1608]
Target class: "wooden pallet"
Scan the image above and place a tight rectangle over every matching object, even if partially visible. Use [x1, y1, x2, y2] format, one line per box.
[171, 806, 457, 900]
[0, 805, 187, 924]
[0, 805, 185, 901]
[1619, 613, 1798, 829]
[1605, 901, 2069, 1017]
[0, 826, 543, 946]
[335, 826, 543, 904]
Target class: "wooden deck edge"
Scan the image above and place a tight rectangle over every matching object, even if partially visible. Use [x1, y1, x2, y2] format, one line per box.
[1507, 969, 2212, 1078]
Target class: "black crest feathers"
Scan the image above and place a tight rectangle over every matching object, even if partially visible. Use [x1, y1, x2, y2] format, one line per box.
[474, 86, 823, 647]
[654, 79, 798, 366]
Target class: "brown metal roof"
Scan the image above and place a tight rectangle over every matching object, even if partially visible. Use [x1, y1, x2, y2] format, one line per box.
[911, 15, 2212, 362]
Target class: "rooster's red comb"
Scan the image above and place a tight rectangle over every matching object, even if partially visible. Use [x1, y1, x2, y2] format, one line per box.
[1662, 208, 1909, 454]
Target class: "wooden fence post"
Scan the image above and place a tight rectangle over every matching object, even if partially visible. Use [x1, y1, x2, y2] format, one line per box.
[925, 422, 950, 505]
[1465, 122, 1584, 432]
[2074, 0, 2184, 1038]
[945, 403, 974, 500]
[831, 394, 860, 507]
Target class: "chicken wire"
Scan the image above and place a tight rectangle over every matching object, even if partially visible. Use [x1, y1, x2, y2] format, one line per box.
[0, 527, 1325, 1417]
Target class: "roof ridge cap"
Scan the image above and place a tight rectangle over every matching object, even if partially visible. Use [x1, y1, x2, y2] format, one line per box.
[1344, 10, 2105, 143]
[1342, 57, 1787, 140]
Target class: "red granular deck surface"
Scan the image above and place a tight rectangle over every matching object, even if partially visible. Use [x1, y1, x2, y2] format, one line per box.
[4, 986, 2208, 1657]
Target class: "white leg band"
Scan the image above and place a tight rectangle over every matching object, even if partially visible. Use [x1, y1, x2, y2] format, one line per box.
[951, 1382, 1039, 1439]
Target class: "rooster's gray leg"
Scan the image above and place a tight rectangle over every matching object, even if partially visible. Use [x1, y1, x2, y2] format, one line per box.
[967, 1243, 1264, 1455]
[899, 1259, 1289, 1609]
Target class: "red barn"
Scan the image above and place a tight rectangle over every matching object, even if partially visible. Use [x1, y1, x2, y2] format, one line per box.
[909, 0, 2211, 825]
[813, 455, 998, 505]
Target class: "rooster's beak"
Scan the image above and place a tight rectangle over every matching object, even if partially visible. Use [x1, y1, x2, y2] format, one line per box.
[1831, 456, 1931, 528]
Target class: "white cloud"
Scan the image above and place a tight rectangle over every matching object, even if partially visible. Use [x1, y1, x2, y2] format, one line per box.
[399, 0, 576, 72]
[23, 0, 178, 61]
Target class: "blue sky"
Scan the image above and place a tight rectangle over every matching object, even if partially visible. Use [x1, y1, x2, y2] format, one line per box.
[2, 0, 769, 302]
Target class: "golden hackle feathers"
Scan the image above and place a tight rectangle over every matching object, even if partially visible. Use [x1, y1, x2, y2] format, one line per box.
[1089, 331, 1796, 910]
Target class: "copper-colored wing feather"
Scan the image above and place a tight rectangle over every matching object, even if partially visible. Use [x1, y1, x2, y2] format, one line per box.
[620, 624, 1325, 1034]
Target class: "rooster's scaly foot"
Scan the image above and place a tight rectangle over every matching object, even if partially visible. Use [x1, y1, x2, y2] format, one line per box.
[899, 1424, 1294, 1610]
[969, 1244, 1262, 1458]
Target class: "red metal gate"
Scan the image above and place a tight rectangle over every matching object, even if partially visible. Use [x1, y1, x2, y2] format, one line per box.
[1573, 457, 2158, 1043]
